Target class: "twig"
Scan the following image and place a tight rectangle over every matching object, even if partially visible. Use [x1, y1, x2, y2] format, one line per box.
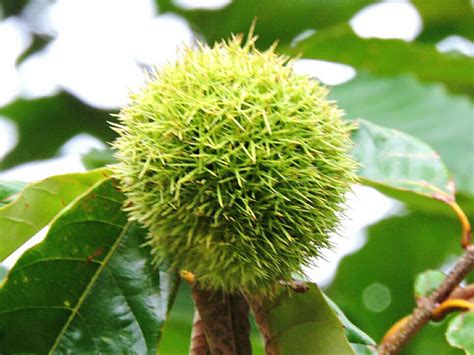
[190, 309, 211, 355]
[379, 245, 474, 354]
[191, 285, 251, 355]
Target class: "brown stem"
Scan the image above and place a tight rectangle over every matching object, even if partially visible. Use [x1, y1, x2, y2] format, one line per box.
[243, 293, 279, 355]
[190, 309, 211, 355]
[191, 285, 251, 355]
[378, 245, 474, 354]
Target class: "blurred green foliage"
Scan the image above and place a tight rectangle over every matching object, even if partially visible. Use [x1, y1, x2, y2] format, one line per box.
[0, 0, 473, 353]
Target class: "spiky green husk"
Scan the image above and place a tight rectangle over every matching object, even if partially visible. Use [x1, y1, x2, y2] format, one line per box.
[112, 35, 357, 294]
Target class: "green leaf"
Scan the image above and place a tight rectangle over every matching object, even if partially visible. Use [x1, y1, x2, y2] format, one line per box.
[0, 168, 108, 262]
[0, 180, 26, 207]
[332, 73, 474, 197]
[261, 283, 354, 354]
[0, 92, 116, 169]
[324, 293, 376, 347]
[0, 265, 6, 283]
[0, 179, 179, 353]
[326, 211, 464, 354]
[289, 25, 474, 96]
[414, 270, 446, 299]
[157, 0, 372, 48]
[447, 312, 474, 355]
[0, 0, 28, 18]
[353, 119, 455, 205]
[413, 0, 474, 42]
[81, 148, 117, 170]
[351, 343, 378, 355]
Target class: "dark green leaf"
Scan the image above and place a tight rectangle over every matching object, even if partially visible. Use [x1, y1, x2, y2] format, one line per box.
[16, 34, 51, 65]
[332, 73, 474, 197]
[0, 180, 26, 207]
[0, 168, 108, 262]
[0, 179, 179, 353]
[157, 0, 372, 48]
[447, 312, 474, 354]
[289, 25, 474, 96]
[326, 211, 464, 354]
[0, 0, 28, 18]
[413, 0, 474, 42]
[262, 283, 354, 354]
[0, 92, 117, 169]
[81, 148, 117, 170]
[414, 270, 446, 299]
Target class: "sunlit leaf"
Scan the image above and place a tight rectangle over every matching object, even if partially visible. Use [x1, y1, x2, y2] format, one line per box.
[0, 169, 108, 262]
[0, 179, 179, 353]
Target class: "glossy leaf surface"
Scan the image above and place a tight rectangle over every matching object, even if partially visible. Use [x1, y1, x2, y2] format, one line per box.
[0, 179, 179, 353]
[0, 169, 108, 262]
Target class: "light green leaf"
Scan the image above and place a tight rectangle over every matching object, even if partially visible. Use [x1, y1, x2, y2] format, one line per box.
[351, 343, 378, 355]
[447, 312, 474, 355]
[352, 119, 457, 214]
[0, 179, 179, 353]
[289, 25, 474, 96]
[0, 180, 26, 207]
[0, 168, 109, 262]
[332, 73, 474, 197]
[414, 270, 446, 299]
[261, 283, 354, 354]
[324, 293, 376, 347]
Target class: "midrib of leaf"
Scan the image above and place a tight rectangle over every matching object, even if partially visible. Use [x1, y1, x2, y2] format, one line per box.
[48, 220, 132, 354]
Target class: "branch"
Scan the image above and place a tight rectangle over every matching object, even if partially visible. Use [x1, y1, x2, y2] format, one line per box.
[379, 245, 474, 354]
[190, 309, 211, 355]
[191, 285, 252, 355]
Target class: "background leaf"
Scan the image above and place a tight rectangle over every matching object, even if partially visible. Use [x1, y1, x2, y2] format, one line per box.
[326, 211, 465, 354]
[413, 0, 474, 42]
[156, 0, 372, 48]
[0, 92, 116, 169]
[0, 179, 179, 353]
[447, 312, 474, 354]
[332, 73, 474, 198]
[0, 168, 108, 262]
[290, 25, 474, 96]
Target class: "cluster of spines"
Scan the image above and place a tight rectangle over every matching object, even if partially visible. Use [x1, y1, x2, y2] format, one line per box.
[112, 34, 357, 294]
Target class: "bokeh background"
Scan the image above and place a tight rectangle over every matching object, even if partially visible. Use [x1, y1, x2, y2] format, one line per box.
[0, 0, 473, 354]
